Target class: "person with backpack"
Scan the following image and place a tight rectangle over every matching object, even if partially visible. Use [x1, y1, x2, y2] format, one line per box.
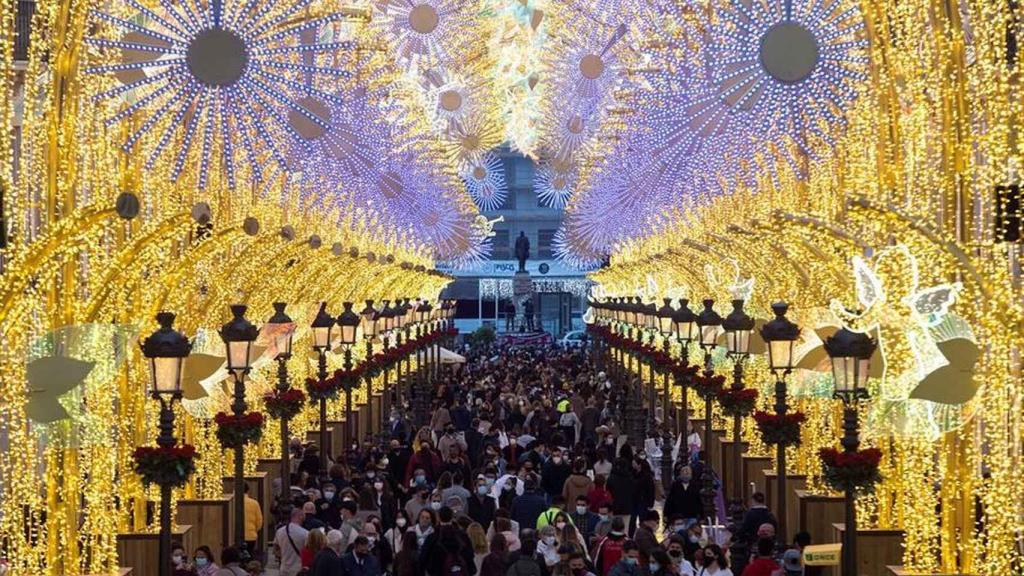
[591, 518, 628, 576]
[422, 507, 478, 576]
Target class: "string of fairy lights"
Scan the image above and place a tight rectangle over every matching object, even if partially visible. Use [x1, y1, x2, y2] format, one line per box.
[0, 0, 1022, 573]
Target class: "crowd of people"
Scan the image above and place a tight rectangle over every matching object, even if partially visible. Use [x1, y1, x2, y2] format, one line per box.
[169, 342, 821, 576]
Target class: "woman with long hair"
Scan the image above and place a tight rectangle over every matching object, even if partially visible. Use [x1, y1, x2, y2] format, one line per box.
[467, 522, 489, 573]
[301, 529, 326, 571]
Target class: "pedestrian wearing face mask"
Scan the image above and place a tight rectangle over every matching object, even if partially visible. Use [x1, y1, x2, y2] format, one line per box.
[469, 476, 497, 527]
[569, 496, 600, 542]
[511, 475, 547, 530]
[664, 536, 695, 576]
[542, 449, 572, 500]
[591, 518, 628, 576]
[536, 526, 561, 568]
[343, 536, 383, 576]
[360, 520, 394, 572]
[193, 545, 219, 576]
[315, 482, 341, 529]
[606, 541, 641, 576]
[171, 542, 194, 575]
[695, 544, 732, 576]
[384, 510, 411, 553]
[439, 424, 469, 461]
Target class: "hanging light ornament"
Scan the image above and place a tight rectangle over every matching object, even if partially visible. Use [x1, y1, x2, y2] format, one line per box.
[534, 160, 576, 209]
[372, 0, 477, 70]
[462, 153, 508, 212]
[86, 0, 357, 189]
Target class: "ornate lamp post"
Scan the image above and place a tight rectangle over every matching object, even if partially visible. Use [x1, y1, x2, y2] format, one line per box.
[722, 299, 754, 500]
[266, 303, 295, 512]
[311, 302, 335, 473]
[360, 300, 379, 433]
[824, 328, 876, 576]
[672, 299, 697, 444]
[417, 300, 433, 402]
[141, 312, 191, 576]
[759, 302, 801, 542]
[337, 302, 362, 448]
[695, 299, 723, 521]
[657, 298, 677, 491]
[219, 305, 259, 555]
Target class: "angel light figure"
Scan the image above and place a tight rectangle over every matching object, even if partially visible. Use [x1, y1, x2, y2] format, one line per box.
[829, 245, 978, 438]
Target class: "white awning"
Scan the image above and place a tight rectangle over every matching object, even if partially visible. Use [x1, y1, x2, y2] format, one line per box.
[439, 347, 466, 364]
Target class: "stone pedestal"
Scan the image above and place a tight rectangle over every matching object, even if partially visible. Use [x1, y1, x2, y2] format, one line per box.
[117, 525, 192, 576]
[306, 426, 335, 461]
[222, 471, 270, 548]
[720, 440, 749, 499]
[796, 490, 845, 546]
[742, 456, 772, 494]
[513, 271, 533, 296]
[176, 496, 233, 561]
[832, 523, 904, 576]
[763, 471, 806, 535]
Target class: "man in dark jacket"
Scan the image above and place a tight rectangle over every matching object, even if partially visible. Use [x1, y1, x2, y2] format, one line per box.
[510, 474, 548, 529]
[569, 495, 600, 541]
[605, 458, 636, 523]
[468, 476, 496, 528]
[342, 536, 383, 576]
[632, 510, 660, 563]
[663, 466, 702, 524]
[736, 493, 777, 548]
[541, 448, 572, 500]
[421, 507, 477, 576]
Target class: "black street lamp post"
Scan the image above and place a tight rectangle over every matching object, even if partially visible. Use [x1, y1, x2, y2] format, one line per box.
[824, 328, 876, 576]
[337, 302, 362, 448]
[311, 303, 335, 474]
[219, 304, 259, 556]
[672, 299, 697, 444]
[266, 303, 295, 514]
[696, 299, 722, 522]
[141, 312, 192, 576]
[722, 299, 754, 501]
[759, 302, 801, 543]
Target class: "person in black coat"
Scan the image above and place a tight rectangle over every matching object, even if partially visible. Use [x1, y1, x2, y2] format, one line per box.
[540, 448, 572, 500]
[342, 536, 384, 576]
[735, 492, 777, 547]
[311, 539, 344, 576]
[510, 475, 548, 529]
[662, 466, 702, 523]
[468, 477, 497, 528]
[420, 507, 478, 576]
[465, 420, 485, 468]
[605, 458, 636, 521]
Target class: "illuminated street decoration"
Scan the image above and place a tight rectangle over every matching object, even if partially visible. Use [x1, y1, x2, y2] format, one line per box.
[828, 245, 978, 439]
[463, 153, 509, 211]
[534, 160, 576, 209]
[86, 0, 357, 189]
[372, 0, 477, 70]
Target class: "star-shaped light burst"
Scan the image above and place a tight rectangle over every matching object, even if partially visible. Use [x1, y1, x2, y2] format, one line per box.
[86, 0, 356, 188]
[372, 0, 476, 70]
[462, 153, 508, 212]
[534, 159, 576, 209]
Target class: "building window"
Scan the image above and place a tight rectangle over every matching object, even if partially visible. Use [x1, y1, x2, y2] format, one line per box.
[538, 229, 556, 259]
[493, 229, 510, 259]
[497, 190, 516, 210]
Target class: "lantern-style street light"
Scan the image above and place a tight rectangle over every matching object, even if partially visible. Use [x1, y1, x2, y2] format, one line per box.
[672, 299, 697, 449]
[722, 299, 754, 500]
[337, 302, 362, 448]
[266, 303, 295, 515]
[695, 299, 722, 521]
[758, 302, 801, 542]
[311, 302, 335, 473]
[219, 304, 259, 557]
[141, 312, 191, 576]
[824, 328, 877, 576]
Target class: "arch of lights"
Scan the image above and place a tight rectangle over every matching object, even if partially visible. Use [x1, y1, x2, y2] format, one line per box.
[0, 0, 1022, 573]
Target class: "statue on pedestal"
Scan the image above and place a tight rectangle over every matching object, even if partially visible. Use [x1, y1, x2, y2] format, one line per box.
[515, 231, 530, 272]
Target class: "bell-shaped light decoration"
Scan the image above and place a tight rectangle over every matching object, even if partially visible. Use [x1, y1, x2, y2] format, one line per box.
[311, 302, 335, 350]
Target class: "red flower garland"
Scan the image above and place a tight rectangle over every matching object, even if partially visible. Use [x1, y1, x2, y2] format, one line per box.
[819, 447, 883, 493]
[133, 444, 197, 487]
[305, 375, 342, 402]
[692, 372, 726, 400]
[263, 388, 305, 420]
[753, 411, 806, 446]
[214, 411, 264, 449]
[717, 388, 759, 418]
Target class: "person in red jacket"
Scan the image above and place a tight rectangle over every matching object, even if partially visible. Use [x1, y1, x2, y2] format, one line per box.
[591, 517, 628, 576]
[586, 475, 613, 513]
[740, 539, 780, 576]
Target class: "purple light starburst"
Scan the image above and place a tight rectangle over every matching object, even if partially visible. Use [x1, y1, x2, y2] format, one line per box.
[534, 160, 576, 209]
[86, 0, 355, 189]
[462, 153, 508, 212]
